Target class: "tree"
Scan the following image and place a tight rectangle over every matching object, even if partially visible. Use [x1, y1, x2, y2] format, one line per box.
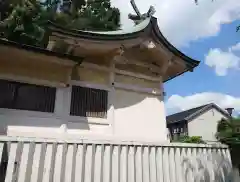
[0, 0, 47, 46]
[216, 118, 240, 145]
[216, 118, 240, 171]
[77, 0, 120, 31]
[0, 0, 120, 47]
[59, 0, 120, 31]
[0, 0, 19, 20]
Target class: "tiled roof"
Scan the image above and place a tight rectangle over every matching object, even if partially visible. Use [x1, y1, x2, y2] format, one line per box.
[166, 103, 230, 124]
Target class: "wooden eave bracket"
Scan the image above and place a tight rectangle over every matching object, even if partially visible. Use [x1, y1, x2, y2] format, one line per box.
[160, 56, 174, 75]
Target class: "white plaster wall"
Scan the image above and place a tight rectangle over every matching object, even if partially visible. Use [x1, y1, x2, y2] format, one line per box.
[55, 86, 112, 138]
[0, 66, 168, 141]
[0, 110, 112, 138]
[0, 113, 63, 137]
[113, 89, 168, 142]
[0, 88, 168, 141]
[188, 108, 228, 142]
[0, 86, 111, 139]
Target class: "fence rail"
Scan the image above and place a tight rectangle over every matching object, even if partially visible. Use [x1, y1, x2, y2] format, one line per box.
[0, 136, 233, 182]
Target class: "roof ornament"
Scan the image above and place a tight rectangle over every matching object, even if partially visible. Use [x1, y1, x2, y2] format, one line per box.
[128, 0, 156, 25]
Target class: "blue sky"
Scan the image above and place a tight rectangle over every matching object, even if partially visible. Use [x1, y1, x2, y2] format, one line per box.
[165, 19, 240, 114]
[166, 19, 240, 97]
[111, 0, 240, 114]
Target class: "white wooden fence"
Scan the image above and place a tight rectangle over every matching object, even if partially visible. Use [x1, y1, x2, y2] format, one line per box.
[0, 136, 234, 182]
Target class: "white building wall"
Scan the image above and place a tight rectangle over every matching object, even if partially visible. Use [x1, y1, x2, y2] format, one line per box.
[0, 88, 167, 141]
[188, 108, 228, 142]
[114, 89, 168, 142]
[0, 66, 168, 142]
[0, 89, 112, 139]
[0, 110, 112, 139]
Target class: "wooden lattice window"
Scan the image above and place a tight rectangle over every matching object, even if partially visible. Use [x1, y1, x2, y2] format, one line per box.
[70, 86, 108, 118]
[0, 79, 56, 113]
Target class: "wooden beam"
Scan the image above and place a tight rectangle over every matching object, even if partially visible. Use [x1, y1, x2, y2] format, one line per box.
[81, 62, 110, 72]
[98, 47, 124, 61]
[140, 40, 157, 49]
[109, 58, 115, 85]
[108, 58, 115, 132]
[66, 45, 74, 54]
[114, 82, 161, 96]
[115, 69, 160, 82]
[154, 43, 188, 68]
[70, 80, 111, 91]
[0, 74, 67, 88]
[160, 58, 173, 75]
[139, 40, 182, 69]
[153, 42, 173, 60]
[46, 40, 56, 51]
[80, 62, 161, 82]
[115, 57, 161, 73]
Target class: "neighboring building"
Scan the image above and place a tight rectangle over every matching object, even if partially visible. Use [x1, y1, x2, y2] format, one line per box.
[0, 5, 199, 142]
[167, 103, 231, 142]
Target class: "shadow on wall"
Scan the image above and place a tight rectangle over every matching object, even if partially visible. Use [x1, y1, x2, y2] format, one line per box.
[0, 90, 164, 136]
[0, 113, 91, 137]
[182, 151, 233, 182]
[114, 89, 163, 110]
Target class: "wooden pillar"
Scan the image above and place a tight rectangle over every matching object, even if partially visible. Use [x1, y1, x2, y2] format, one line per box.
[107, 58, 115, 134]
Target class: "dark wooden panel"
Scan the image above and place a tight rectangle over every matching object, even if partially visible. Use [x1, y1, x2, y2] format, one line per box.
[0, 80, 56, 113]
[70, 86, 108, 118]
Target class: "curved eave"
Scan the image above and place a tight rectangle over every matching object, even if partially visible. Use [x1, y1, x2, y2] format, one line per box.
[164, 68, 195, 83]
[48, 17, 200, 82]
[48, 18, 199, 66]
[150, 17, 200, 69]
[48, 19, 151, 41]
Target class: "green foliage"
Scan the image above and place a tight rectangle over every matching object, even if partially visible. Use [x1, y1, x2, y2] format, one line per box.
[75, 0, 120, 31]
[216, 118, 240, 145]
[0, 0, 62, 46]
[0, 0, 120, 47]
[173, 136, 206, 144]
[57, 0, 121, 31]
[0, 0, 47, 46]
